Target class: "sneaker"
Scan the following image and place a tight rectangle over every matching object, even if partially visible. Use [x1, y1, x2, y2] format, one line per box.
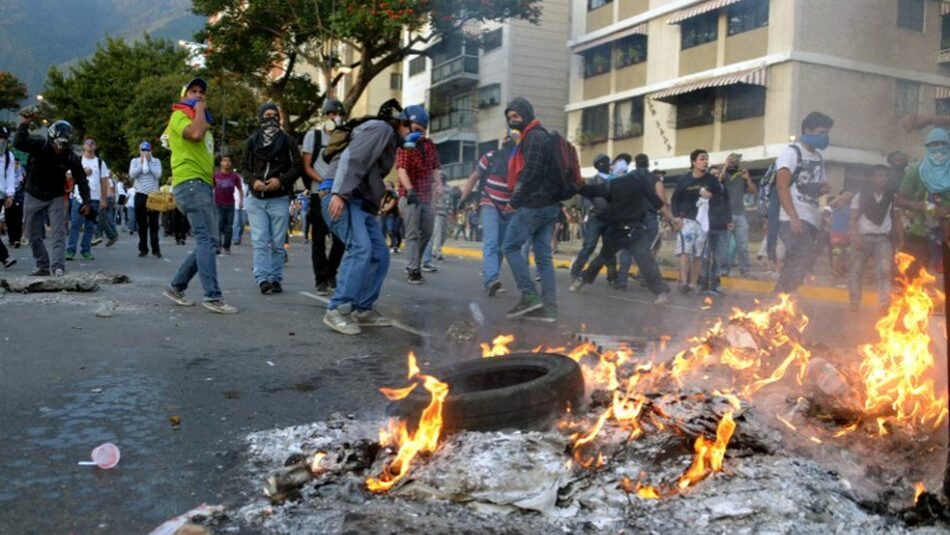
[271, 281, 283, 293]
[2, 258, 16, 269]
[315, 282, 331, 296]
[53, 268, 65, 277]
[521, 306, 557, 323]
[329, 278, 337, 290]
[152, 251, 162, 258]
[702, 288, 725, 297]
[487, 280, 503, 297]
[534, 275, 542, 282]
[352, 309, 393, 327]
[507, 294, 544, 318]
[223, 248, 231, 255]
[90, 237, 103, 246]
[679, 284, 692, 295]
[163, 287, 195, 306]
[421, 263, 438, 273]
[324, 309, 362, 335]
[569, 279, 585, 292]
[12, 241, 20, 249]
[65, 251, 75, 261]
[81, 252, 95, 260]
[106, 237, 117, 247]
[30, 267, 50, 277]
[408, 270, 425, 284]
[138, 251, 148, 258]
[654, 292, 670, 305]
[203, 299, 238, 314]
[260, 281, 274, 295]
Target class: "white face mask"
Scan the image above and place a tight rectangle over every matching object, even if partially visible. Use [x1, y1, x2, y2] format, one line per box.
[611, 160, 629, 175]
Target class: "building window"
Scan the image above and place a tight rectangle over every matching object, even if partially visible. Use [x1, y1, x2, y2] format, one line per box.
[897, 80, 920, 114]
[727, 0, 769, 36]
[478, 140, 499, 156]
[583, 44, 612, 78]
[722, 85, 766, 121]
[681, 11, 719, 50]
[675, 88, 716, 129]
[581, 105, 609, 144]
[897, 0, 924, 32]
[482, 28, 502, 52]
[477, 84, 501, 108]
[408, 56, 426, 77]
[588, 0, 612, 11]
[613, 97, 644, 139]
[942, 13, 950, 49]
[613, 34, 647, 69]
[390, 73, 402, 90]
[938, 99, 950, 117]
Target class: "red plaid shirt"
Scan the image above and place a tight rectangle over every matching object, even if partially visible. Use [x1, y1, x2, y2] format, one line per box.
[396, 137, 440, 203]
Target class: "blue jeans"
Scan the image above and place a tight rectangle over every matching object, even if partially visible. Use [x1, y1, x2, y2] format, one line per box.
[323, 195, 390, 312]
[571, 215, 609, 280]
[730, 214, 751, 274]
[97, 197, 118, 240]
[246, 195, 290, 285]
[503, 204, 559, 309]
[67, 199, 100, 254]
[170, 180, 222, 301]
[232, 208, 247, 244]
[480, 204, 510, 288]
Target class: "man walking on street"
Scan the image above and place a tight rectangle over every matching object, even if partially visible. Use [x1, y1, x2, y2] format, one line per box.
[396, 104, 441, 284]
[775, 112, 833, 294]
[302, 99, 346, 295]
[66, 136, 109, 261]
[570, 153, 615, 289]
[15, 115, 91, 276]
[213, 155, 242, 255]
[129, 141, 162, 257]
[0, 127, 17, 268]
[161, 77, 237, 313]
[243, 102, 302, 295]
[501, 97, 560, 322]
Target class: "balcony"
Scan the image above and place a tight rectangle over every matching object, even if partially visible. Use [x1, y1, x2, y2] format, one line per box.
[430, 55, 479, 93]
[940, 48, 950, 65]
[430, 110, 475, 134]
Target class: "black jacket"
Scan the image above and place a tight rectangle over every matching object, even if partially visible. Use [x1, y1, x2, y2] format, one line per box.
[510, 125, 557, 209]
[242, 133, 303, 199]
[670, 172, 721, 221]
[14, 123, 90, 203]
[708, 180, 732, 231]
[580, 171, 664, 227]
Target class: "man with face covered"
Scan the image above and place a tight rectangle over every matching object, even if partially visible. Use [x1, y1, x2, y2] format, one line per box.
[15, 114, 91, 276]
[243, 102, 302, 295]
[896, 127, 950, 277]
[569, 153, 617, 290]
[395, 104, 441, 284]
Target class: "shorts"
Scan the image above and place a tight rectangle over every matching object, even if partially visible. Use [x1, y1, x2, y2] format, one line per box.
[675, 218, 707, 257]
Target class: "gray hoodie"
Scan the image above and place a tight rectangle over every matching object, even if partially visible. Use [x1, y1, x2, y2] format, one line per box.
[331, 119, 398, 214]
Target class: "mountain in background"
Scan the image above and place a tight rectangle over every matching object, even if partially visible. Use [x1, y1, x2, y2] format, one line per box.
[0, 0, 204, 99]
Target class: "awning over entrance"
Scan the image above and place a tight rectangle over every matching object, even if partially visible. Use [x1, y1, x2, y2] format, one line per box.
[651, 67, 768, 102]
[667, 0, 743, 24]
[573, 24, 648, 54]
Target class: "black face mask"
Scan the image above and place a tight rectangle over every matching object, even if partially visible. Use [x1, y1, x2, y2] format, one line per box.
[507, 120, 523, 131]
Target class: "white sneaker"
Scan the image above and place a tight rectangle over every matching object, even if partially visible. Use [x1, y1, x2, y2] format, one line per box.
[163, 287, 195, 306]
[351, 309, 392, 327]
[324, 309, 362, 335]
[53, 268, 65, 277]
[202, 300, 238, 314]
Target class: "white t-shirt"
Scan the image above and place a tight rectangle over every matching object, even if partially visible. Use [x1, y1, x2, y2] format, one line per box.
[73, 155, 110, 201]
[851, 192, 892, 235]
[127, 186, 136, 207]
[302, 129, 335, 181]
[776, 143, 826, 228]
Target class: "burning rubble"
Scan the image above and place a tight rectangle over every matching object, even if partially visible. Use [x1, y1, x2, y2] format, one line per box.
[228, 255, 948, 533]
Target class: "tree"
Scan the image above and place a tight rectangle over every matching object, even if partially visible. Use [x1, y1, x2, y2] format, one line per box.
[193, 0, 542, 130]
[0, 71, 28, 111]
[43, 36, 190, 165]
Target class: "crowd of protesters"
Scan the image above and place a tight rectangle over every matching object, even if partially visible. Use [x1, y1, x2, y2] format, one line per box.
[2, 74, 946, 333]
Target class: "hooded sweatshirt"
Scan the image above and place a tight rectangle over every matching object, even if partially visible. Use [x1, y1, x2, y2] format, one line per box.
[505, 97, 557, 209]
[331, 119, 399, 214]
[14, 123, 90, 203]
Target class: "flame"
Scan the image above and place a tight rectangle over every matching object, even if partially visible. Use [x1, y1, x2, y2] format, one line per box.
[310, 452, 326, 474]
[481, 334, 515, 357]
[379, 384, 418, 400]
[677, 411, 736, 490]
[622, 477, 661, 499]
[366, 353, 449, 493]
[914, 481, 926, 504]
[857, 253, 948, 435]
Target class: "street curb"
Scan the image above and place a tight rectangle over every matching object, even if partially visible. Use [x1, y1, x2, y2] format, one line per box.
[441, 245, 876, 306]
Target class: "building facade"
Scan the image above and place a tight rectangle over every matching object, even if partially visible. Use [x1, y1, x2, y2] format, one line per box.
[567, 0, 950, 190]
[402, 0, 571, 181]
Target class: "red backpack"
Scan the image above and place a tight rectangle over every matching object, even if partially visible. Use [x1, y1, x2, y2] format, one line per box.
[548, 130, 583, 201]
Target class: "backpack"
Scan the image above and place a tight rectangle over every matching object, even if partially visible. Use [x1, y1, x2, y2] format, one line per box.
[546, 129, 583, 202]
[758, 144, 806, 216]
[322, 117, 376, 164]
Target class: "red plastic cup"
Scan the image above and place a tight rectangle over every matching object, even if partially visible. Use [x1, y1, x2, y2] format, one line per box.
[78, 442, 120, 469]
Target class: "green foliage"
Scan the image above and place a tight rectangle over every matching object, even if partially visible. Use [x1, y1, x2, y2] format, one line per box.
[0, 71, 27, 111]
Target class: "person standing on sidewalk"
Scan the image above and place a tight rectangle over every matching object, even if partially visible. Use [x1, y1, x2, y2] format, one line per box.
[302, 99, 346, 295]
[501, 97, 560, 322]
[96, 166, 119, 247]
[849, 165, 901, 311]
[774, 111, 833, 295]
[243, 102, 302, 295]
[129, 141, 162, 257]
[161, 77, 236, 314]
[721, 153, 755, 277]
[15, 116, 91, 276]
[213, 155, 243, 255]
[396, 104, 441, 284]
[322, 99, 410, 335]
[670, 149, 720, 294]
[65, 136, 109, 261]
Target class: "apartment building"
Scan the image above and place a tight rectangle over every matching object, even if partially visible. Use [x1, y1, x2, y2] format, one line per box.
[567, 0, 950, 190]
[402, 0, 571, 181]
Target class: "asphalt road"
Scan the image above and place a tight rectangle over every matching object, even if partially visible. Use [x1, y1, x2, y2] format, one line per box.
[0, 230, 907, 533]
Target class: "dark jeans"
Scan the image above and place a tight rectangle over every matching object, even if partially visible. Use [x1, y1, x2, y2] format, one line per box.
[172, 207, 190, 243]
[310, 193, 344, 285]
[97, 196, 118, 240]
[775, 221, 819, 293]
[5, 203, 23, 244]
[135, 192, 161, 254]
[584, 225, 669, 296]
[217, 204, 235, 250]
[571, 215, 616, 281]
[700, 229, 729, 290]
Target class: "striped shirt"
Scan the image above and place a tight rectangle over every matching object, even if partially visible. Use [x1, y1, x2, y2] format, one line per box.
[478, 150, 512, 210]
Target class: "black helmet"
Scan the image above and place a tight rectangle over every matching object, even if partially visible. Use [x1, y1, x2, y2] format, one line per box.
[322, 98, 347, 117]
[377, 98, 403, 121]
[47, 120, 74, 150]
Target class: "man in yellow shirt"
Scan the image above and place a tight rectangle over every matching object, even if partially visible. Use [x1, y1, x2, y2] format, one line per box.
[161, 77, 237, 314]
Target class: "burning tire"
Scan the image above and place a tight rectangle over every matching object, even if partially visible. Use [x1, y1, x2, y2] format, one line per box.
[389, 353, 584, 433]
